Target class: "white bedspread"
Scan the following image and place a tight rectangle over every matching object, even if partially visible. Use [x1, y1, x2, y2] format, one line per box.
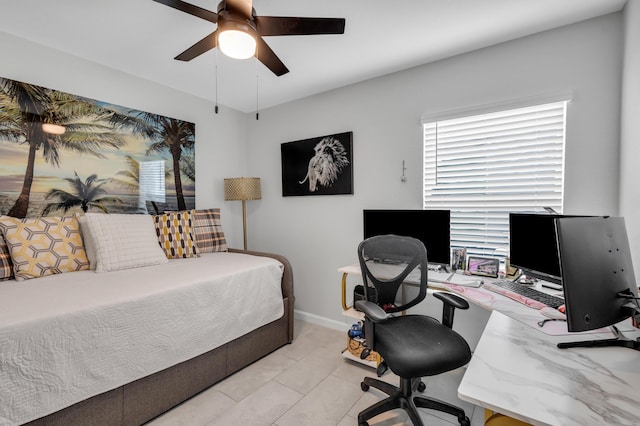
[0, 252, 284, 426]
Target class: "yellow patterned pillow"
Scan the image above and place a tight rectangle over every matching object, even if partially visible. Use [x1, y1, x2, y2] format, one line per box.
[153, 211, 198, 259]
[0, 216, 90, 281]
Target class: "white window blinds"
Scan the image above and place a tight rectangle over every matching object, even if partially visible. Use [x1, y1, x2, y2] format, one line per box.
[422, 101, 567, 257]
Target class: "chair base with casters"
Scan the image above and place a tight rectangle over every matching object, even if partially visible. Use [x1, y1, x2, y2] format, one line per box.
[356, 314, 471, 426]
[358, 375, 470, 426]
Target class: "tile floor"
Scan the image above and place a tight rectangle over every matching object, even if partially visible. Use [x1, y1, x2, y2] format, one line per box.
[147, 320, 485, 426]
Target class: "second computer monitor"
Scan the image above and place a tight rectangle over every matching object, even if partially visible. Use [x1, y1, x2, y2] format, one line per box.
[509, 213, 566, 285]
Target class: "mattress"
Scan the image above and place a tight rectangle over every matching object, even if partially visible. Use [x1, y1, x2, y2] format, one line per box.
[0, 252, 284, 426]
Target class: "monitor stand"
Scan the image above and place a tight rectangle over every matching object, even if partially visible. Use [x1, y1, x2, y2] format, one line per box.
[557, 325, 640, 351]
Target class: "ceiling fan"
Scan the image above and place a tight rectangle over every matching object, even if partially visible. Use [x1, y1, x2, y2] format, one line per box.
[152, 0, 346, 76]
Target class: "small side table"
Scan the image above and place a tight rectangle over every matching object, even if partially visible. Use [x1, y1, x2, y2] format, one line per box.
[339, 265, 386, 375]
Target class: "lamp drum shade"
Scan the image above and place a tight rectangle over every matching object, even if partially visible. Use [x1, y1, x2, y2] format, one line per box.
[224, 177, 261, 201]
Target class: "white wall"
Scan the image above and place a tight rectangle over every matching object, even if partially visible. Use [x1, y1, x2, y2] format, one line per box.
[0, 31, 249, 248]
[620, 1, 640, 276]
[245, 13, 625, 337]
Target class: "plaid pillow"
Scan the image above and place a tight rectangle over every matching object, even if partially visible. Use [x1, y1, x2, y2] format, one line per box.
[191, 208, 228, 253]
[0, 232, 13, 281]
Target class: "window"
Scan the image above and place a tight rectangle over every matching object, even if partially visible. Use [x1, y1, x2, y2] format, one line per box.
[422, 100, 568, 258]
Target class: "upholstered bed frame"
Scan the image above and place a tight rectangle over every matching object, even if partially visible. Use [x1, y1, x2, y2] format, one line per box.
[25, 249, 294, 426]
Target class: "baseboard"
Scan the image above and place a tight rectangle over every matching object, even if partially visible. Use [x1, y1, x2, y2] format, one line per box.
[294, 309, 346, 331]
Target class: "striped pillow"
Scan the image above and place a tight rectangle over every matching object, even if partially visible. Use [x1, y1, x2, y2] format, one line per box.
[191, 209, 228, 253]
[153, 211, 198, 259]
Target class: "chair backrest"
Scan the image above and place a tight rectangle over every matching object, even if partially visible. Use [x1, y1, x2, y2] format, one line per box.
[357, 234, 428, 313]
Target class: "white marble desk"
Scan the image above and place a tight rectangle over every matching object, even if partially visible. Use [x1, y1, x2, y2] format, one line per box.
[339, 263, 640, 424]
[458, 311, 640, 426]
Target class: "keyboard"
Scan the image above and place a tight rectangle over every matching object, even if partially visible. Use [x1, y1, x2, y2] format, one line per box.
[483, 280, 564, 309]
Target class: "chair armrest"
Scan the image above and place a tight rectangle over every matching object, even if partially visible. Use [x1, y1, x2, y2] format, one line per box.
[433, 292, 469, 310]
[433, 291, 469, 329]
[355, 300, 388, 322]
[355, 300, 387, 353]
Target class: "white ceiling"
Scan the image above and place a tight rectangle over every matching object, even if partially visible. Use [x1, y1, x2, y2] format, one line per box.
[0, 0, 627, 113]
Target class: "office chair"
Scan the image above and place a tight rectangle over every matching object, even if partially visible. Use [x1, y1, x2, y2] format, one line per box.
[356, 235, 472, 426]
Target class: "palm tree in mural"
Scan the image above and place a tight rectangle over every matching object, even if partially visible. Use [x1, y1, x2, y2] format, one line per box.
[110, 154, 148, 193]
[123, 112, 195, 211]
[0, 78, 130, 218]
[180, 147, 196, 183]
[109, 154, 172, 214]
[42, 172, 122, 215]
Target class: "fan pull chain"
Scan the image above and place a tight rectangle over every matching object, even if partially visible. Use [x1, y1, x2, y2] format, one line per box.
[256, 72, 259, 120]
[255, 45, 259, 121]
[214, 47, 219, 114]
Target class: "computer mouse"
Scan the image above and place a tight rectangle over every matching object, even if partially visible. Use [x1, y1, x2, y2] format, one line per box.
[540, 306, 566, 320]
[558, 304, 566, 314]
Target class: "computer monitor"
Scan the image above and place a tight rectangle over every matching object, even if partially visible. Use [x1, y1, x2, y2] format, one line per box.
[555, 216, 640, 350]
[363, 209, 450, 266]
[509, 213, 567, 285]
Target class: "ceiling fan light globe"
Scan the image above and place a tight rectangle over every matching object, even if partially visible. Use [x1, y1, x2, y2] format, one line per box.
[218, 30, 256, 60]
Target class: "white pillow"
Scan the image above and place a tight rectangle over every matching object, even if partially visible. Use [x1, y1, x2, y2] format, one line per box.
[77, 215, 97, 270]
[84, 213, 168, 273]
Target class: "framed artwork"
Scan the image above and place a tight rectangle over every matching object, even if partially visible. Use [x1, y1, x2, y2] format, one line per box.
[281, 131, 353, 197]
[0, 76, 195, 218]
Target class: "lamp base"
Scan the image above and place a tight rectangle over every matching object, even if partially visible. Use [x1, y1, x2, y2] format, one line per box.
[242, 199, 248, 250]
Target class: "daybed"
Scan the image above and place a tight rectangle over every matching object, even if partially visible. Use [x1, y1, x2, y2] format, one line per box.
[0, 211, 294, 426]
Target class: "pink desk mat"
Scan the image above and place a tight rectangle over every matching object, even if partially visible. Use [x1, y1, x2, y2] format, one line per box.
[442, 283, 635, 336]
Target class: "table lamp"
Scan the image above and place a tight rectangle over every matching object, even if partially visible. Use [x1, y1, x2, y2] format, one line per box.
[224, 177, 261, 250]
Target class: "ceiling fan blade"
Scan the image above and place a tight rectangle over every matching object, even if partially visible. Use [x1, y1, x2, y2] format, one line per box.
[152, 0, 218, 24]
[255, 37, 289, 76]
[175, 31, 218, 61]
[224, 0, 253, 19]
[256, 16, 345, 37]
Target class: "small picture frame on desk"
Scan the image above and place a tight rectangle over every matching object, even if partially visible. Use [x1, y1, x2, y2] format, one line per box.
[451, 248, 467, 271]
[467, 256, 500, 278]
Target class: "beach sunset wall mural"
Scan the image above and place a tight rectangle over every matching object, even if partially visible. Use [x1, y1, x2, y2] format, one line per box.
[0, 77, 195, 218]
